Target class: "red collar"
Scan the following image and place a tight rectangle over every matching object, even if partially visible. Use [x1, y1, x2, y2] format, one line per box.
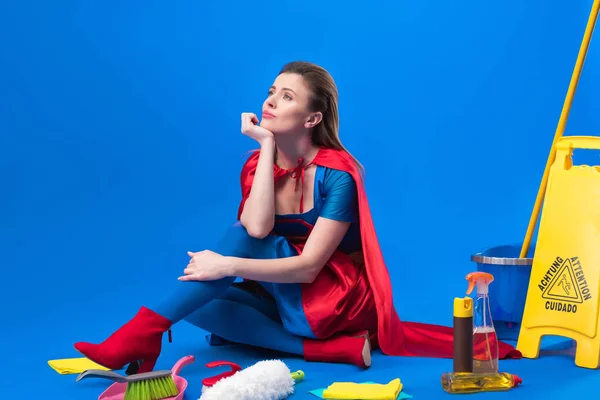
[274, 157, 314, 214]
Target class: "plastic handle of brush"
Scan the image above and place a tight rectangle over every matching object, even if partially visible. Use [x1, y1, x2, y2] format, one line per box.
[291, 370, 305, 382]
[125, 370, 174, 382]
[172, 355, 195, 377]
[75, 369, 128, 383]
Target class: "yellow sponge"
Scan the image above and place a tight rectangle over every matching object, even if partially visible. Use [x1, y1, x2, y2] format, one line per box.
[48, 357, 111, 375]
[322, 378, 402, 400]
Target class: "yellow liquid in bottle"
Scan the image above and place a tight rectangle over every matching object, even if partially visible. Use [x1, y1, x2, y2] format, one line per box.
[441, 372, 521, 394]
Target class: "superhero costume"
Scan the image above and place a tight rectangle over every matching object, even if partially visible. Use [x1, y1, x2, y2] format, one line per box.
[74, 146, 520, 374]
[237, 147, 522, 359]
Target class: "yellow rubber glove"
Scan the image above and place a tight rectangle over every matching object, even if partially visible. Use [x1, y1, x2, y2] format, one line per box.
[323, 378, 403, 400]
[48, 357, 111, 374]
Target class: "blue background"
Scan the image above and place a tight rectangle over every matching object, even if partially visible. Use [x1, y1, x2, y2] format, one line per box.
[1, 0, 599, 398]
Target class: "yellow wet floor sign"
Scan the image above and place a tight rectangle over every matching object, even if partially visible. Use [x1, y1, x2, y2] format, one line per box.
[517, 136, 600, 369]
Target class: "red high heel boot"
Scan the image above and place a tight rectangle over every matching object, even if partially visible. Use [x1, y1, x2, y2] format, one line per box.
[303, 330, 372, 369]
[74, 306, 172, 374]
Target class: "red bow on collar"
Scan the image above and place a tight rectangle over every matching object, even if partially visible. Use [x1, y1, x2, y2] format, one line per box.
[274, 157, 313, 213]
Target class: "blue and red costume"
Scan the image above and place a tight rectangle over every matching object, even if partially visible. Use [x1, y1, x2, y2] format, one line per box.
[74, 147, 521, 374]
[236, 147, 521, 358]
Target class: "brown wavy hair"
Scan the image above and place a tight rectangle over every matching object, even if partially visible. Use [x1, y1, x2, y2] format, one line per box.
[279, 61, 364, 174]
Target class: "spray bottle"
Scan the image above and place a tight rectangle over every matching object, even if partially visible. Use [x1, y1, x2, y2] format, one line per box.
[466, 271, 499, 374]
[441, 272, 522, 394]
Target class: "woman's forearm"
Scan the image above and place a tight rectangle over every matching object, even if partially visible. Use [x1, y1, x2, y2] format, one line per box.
[240, 138, 276, 238]
[226, 254, 318, 284]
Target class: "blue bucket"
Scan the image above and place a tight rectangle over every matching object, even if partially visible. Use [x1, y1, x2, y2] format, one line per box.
[471, 244, 534, 341]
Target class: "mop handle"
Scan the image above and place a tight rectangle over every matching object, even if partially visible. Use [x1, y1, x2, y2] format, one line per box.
[520, 0, 600, 258]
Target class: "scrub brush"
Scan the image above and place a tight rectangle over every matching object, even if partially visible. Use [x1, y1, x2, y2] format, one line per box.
[76, 368, 178, 400]
[200, 359, 304, 400]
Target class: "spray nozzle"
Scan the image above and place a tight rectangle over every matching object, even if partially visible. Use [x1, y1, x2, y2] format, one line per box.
[466, 272, 494, 295]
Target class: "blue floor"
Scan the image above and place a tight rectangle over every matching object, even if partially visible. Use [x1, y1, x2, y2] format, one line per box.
[4, 0, 600, 398]
[21, 313, 600, 400]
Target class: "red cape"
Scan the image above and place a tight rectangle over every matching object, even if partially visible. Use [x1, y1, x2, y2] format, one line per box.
[238, 147, 521, 360]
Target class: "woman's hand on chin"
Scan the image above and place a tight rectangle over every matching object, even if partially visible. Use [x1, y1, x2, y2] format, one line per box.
[241, 112, 274, 145]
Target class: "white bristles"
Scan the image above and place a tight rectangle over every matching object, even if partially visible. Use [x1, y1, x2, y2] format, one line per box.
[199, 359, 296, 400]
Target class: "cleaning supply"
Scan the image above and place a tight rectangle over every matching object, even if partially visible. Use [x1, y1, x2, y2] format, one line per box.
[199, 359, 304, 400]
[517, 137, 600, 369]
[48, 357, 111, 374]
[466, 271, 499, 373]
[76, 368, 178, 400]
[96, 355, 194, 400]
[309, 382, 412, 399]
[441, 371, 522, 394]
[516, 0, 600, 369]
[201, 360, 243, 391]
[453, 297, 473, 373]
[519, 0, 599, 259]
[322, 378, 402, 400]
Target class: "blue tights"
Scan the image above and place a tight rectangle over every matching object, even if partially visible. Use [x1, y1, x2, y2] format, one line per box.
[150, 222, 304, 355]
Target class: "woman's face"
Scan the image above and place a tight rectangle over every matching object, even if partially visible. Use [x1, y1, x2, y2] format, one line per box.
[260, 73, 321, 134]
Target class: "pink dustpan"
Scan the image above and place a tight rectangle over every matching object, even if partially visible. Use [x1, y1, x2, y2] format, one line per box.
[97, 355, 195, 400]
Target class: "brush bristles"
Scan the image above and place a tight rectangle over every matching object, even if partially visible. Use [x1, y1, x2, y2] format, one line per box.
[123, 375, 179, 400]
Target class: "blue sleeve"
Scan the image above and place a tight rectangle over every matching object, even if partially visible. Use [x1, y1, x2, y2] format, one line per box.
[319, 169, 358, 223]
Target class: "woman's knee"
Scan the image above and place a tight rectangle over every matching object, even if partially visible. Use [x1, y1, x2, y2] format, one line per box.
[224, 222, 258, 242]
[214, 221, 293, 260]
[214, 222, 263, 257]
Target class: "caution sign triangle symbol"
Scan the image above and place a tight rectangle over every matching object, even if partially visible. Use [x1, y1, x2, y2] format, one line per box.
[542, 258, 583, 303]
